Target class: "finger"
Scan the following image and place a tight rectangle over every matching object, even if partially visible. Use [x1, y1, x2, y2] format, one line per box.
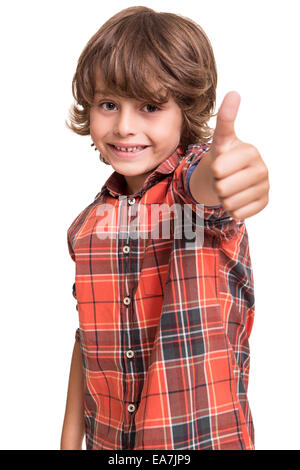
[211, 142, 254, 179]
[214, 165, 267, 199]
[212, 91, 241, 151]
[221, 180, 269, 212]
[228, 196, 268, 220]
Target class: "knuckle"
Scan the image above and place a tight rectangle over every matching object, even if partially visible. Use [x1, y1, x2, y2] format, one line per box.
[264, 164, 269, 176]
[211, 163, 222, 178]
[230, 207, 239, 218]
[262, 163, 269, 177]
[256, 163, 268, 180]
[251, 143, 258, 154]
[223, 198, 233, 211]
[248, 143, 258, 157]
[215, 180, 225, 196]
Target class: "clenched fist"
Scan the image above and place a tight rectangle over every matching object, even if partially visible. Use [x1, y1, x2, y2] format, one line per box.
[208, 91, 270, 220]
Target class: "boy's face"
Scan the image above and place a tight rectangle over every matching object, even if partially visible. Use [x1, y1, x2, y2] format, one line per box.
[90, 72, 183, 195]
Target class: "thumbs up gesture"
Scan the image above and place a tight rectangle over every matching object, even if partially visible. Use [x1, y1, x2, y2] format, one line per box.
[208, 91, 269, 220]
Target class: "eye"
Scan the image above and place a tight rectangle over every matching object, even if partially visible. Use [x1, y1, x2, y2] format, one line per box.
[98, 102, 161, 113]
[143, 104, 160, 113]
[98, 102, 116, 111]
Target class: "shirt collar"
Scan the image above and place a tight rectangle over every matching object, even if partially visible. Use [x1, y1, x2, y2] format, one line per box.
[96, 143, 209, 199]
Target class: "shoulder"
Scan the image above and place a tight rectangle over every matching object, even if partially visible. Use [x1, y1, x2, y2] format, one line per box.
[67, 191, 104, 247]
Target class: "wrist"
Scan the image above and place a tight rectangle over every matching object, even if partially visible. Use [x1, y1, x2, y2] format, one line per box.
[189, 150, 222, 206]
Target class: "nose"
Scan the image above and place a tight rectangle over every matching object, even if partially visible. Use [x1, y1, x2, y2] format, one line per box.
[113, 106, 138, 137]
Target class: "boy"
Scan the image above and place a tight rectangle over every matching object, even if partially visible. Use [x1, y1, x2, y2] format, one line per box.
[61, 6, 269, 450]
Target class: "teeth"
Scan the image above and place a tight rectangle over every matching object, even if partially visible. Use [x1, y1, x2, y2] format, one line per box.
[114, 145, 145, 152]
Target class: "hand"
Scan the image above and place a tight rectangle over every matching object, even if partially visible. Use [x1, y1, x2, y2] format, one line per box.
[209, 91, 270, 220]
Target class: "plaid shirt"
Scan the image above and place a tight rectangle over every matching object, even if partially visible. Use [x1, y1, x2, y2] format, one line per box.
[67, 143, 255, 450]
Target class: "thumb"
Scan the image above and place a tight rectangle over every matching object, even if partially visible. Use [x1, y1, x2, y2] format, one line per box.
[212, 91, 241, 154]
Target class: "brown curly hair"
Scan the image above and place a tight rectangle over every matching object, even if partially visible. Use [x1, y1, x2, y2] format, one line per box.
[65, 6, 218, 158]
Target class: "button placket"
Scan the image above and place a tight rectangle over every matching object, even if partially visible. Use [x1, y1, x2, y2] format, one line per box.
[123, 197, 138, 419]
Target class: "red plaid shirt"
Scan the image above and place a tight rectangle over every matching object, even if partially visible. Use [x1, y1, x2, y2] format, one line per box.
[67, 143, 255, 450]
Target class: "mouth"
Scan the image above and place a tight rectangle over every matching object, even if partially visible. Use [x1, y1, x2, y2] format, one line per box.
[108, 144, 150, 158]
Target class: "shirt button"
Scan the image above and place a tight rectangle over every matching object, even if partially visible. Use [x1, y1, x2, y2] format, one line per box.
[123, 297, 131, 306]
[128, 198, 135, 205]
[128, 404, 136, 413]
[126, 350, 134, 359]
[123, 245, 130, 254]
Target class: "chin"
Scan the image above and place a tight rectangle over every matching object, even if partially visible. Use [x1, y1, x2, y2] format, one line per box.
[112, 162, 148, 173]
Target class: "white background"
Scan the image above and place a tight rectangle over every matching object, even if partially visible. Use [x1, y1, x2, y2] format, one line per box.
[0, 0, 299, 450]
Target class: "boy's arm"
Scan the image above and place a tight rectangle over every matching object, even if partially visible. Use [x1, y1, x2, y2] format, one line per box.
[190, 92, 269, 219]
[60, 337, 85, 450]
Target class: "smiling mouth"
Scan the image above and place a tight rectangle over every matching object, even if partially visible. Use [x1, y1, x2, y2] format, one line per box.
[109, 144, 149, 151]
[108, 144, 150, 157]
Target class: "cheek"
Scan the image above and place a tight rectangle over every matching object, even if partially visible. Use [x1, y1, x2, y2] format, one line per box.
[89, 111, 105, 138]
[163, 111, 183, 137]
[158, 117, 182, 144]
[151, 118, 176, 140]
